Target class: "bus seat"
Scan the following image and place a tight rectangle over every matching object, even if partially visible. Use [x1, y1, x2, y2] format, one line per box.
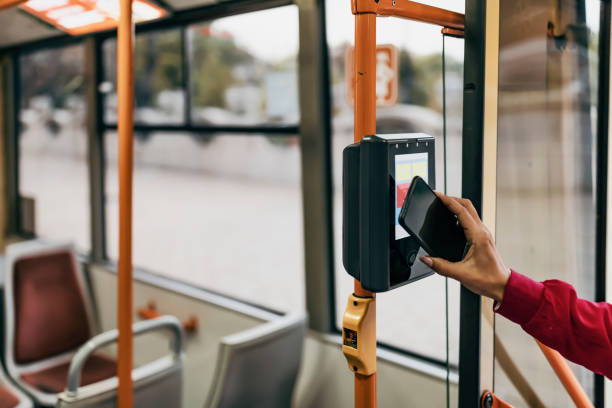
[3, 241, 114, 406]
[203, 313, 306, 408]
[56, 315, 184, 408]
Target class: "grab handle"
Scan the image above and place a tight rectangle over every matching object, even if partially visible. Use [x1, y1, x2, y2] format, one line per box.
[65, 315, 183, 396]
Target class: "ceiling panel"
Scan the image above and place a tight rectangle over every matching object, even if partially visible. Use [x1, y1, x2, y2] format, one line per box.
[20, 0, 167, 36]
[0, 8, 62, 48]
[0, 0, 261, 50]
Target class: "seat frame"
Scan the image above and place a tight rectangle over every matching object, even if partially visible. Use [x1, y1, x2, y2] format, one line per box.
[56, 315, 184, 408]
[4, 241, 98, 407]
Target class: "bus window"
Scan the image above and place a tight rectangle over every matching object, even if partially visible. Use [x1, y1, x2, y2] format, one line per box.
[18, 44, 90, 252]
[102, 29, 185, 125]
[103, 5, 304, 314]
[188, 6, 299, 126]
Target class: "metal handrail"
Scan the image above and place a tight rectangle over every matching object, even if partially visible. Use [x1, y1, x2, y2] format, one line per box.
[535, 340, 594, 408]
[484, 303, 593, 408]
[481, 339, 594, 408]
[351, 0, 465, 30]
[494, 334, 545, 407]
[65, 315, 183, 397]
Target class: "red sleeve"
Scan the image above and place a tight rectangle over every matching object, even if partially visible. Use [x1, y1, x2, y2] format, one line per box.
[496, 270, 612, 379]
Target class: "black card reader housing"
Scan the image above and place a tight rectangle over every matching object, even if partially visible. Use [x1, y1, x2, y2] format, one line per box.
[343, 134, 435, 292]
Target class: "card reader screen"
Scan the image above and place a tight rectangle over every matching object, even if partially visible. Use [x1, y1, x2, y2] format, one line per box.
[395, 153, 428, 240]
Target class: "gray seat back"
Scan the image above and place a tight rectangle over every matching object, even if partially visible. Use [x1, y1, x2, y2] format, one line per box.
[204, 314, 307, 408]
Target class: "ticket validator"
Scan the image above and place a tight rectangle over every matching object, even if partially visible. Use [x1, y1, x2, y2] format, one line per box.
[343, 133, 436, 292]
[341, 134, 436, 376]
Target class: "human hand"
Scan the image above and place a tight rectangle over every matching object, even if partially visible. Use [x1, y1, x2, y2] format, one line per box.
[420, 192, 510, 302]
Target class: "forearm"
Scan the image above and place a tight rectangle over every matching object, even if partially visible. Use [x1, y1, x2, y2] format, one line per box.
[496, 271, 612, 379]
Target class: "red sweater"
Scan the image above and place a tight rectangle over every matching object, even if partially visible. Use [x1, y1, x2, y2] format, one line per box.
[496, 270, 612, 379]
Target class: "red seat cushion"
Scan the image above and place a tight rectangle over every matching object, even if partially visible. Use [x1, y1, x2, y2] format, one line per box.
[0, 385, 20, 408]
[13, 251, 91, 363]
[20, 354, 116, 394]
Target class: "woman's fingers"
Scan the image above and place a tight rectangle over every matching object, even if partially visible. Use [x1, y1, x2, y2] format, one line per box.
[436, 192, 479, 221]
[426, 193, 510, 302]
[436, 192, 478, 233]
[457, 197, 480, 221]
[421, 256, 464, 281]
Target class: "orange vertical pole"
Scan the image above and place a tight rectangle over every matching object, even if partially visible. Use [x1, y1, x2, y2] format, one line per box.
[354, 13, 377, 144]
[117, 0, 134, 407]
[354, 11, 377, 408]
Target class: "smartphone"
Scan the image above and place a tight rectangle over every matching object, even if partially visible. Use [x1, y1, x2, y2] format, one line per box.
[399, 176, 468, 262]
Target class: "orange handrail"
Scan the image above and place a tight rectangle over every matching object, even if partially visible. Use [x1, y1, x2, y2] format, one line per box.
[441, 27, 465, 38]
[535, 340, 593, 408]
[117, 0, 134, 407]
[352, 0, 465, 30]
[353, 10, 377, 408]
[494, 334, 546, 408]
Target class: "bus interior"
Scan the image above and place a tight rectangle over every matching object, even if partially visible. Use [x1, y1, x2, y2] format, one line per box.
[0, 0, 610, 407]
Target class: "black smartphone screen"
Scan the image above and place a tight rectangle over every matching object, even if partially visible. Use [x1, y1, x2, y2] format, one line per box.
[399, 177, 467, 262]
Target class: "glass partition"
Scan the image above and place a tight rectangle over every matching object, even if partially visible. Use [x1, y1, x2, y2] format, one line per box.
[494, 0, 600, 405]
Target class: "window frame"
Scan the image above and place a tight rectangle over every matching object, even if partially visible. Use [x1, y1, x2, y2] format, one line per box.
[595, 1, 611, 405]
[98, 3, 301, 133]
